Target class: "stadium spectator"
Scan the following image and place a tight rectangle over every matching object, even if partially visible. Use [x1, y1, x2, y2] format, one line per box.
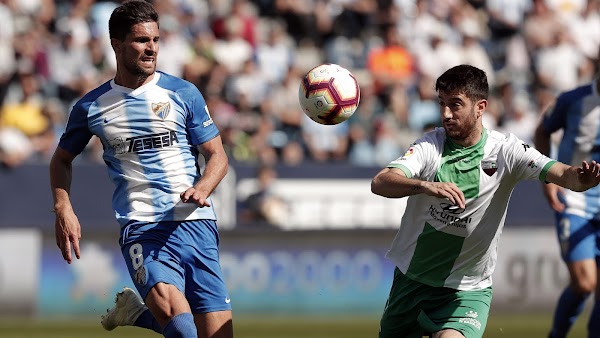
[49, 2, 233, 338]
[0, 0, 596, 169]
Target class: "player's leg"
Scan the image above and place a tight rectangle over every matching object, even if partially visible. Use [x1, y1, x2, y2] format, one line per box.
[586, 224, 600, 337]
[421, 287, 492, 338]
[115, 221, 198, 337]
[182, 220, 233, 338]
[549, 214, 596, 338]
[144, 282, 198, 338]
[379, 268, 433, 338]
[194, 311, 234, 338]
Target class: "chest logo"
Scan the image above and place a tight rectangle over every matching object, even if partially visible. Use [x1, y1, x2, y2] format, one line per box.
[481, 160, 497, 176]
[152, 102, 171, 120]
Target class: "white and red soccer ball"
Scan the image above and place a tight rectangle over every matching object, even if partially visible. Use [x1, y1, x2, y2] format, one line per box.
[298, 63, 360, 125]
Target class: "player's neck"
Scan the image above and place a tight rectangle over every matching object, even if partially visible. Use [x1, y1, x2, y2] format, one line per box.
[450, 126, 483, 148]
[113, 72, 155, 89]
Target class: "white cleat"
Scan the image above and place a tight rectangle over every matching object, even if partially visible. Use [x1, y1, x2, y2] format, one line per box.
[101, 287, 147, 331]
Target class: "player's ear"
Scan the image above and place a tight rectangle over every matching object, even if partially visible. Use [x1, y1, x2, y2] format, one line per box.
[476, 99, 487, 118]
[110, 38, 120, 53]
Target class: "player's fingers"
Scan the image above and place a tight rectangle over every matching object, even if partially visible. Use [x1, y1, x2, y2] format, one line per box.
[62, 240, 72, 264]
[71, 236, 81, 260]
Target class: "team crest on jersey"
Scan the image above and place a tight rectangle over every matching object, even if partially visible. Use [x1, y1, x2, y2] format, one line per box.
[481, 160, 497, 176]
[152, 102, 171, 120]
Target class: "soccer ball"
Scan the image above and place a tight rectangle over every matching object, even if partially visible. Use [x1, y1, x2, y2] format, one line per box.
[298, 63, 360, 125]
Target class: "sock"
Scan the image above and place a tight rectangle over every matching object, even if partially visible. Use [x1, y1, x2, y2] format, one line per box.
[163, 313, 197, 338]
[133, 309, 163, 333]
[549, 287, 589, 338]
[588, 298, 600, 337]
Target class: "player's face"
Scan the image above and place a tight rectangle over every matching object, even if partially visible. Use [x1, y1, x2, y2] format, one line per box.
[438, 91, 485, 144]
[116, 22, 159, 78]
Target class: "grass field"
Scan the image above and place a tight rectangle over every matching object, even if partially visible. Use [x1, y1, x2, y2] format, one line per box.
[0, 313, 586, 338]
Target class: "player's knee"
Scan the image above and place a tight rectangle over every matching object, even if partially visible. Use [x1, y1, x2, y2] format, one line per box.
[163, 312, 197, 338]
[571, 278, 596, 295]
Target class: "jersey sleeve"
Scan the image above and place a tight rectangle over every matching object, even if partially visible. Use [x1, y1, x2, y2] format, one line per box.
[503, 134, 556, 182]
[57, 101, 94, 156]
[184, 86, 219, 145]
[387, 134, 438, 179]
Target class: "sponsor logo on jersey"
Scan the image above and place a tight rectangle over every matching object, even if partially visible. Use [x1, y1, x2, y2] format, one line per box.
[152, 102, 171, 120]
[203, 105, 214, 127]
[481, 160, 497, 176]
[459, 311, 481, 330]
[429, 204, 471, 228]
[126, 131, 179, 153]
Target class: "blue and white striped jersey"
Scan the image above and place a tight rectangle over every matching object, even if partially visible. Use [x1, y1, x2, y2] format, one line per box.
[59, 72, 219, 227]
[542, 81, 600, 218]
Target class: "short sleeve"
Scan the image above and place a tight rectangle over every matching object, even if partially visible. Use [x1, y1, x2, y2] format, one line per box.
[503, 134, 556, 182]
[387, 133, 439, 179]
[185, 88, 219, 145]
[58, 102, 94, 155]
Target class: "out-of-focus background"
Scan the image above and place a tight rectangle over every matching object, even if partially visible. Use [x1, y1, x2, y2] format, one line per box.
[0, 0, 597, 336]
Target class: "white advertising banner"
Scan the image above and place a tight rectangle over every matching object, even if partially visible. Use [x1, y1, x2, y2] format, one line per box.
[0, 229, 41, 315]
[237, 178, 407, 229]
[492, 228, 569, 310]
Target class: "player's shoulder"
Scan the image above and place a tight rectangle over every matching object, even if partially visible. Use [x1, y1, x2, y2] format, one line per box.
[486, 129, 523, 145]
[557, 82, 594, 103]
[156, 71, 200, 94]
[72, 80, 112, 111]
[421, 127, 446, 145]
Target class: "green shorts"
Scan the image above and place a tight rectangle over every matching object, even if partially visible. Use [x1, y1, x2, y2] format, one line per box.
[379, 268, 492, 338]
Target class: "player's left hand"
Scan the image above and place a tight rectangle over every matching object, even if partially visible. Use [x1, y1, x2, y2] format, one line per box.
[577, 160, 600, 188]
[180, 187, 211, 207]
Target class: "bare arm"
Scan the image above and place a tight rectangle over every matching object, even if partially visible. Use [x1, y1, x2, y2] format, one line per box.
[371, 167, 466, 209]
[180, 135, 229, 207]
[49, 147, 81, 264]
[534, 117, 566, 212]
[545, 160, 600, 192]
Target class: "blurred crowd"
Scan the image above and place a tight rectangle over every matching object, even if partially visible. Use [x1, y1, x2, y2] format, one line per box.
[0, 0, 598, 169]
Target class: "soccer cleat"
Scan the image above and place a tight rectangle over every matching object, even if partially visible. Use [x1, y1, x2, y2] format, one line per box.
[101, 287, 147, 331]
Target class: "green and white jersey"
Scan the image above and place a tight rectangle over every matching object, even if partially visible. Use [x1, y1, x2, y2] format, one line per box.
[386, 128, 556, 291]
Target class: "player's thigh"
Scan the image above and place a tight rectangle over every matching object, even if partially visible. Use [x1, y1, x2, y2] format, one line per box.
[432, 329, 466, 338]
[556, 213, 597, 262]
[379, 268, 428, 338]
[120, 222, 187, 301]
[178, 220, 232, 314]
[194, 310, 233, 338]
[423, 287, 492, 338]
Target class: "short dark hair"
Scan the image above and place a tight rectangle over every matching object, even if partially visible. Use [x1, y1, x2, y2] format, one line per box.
[109, 0, 159, 41]
[435, 64, 489, 102]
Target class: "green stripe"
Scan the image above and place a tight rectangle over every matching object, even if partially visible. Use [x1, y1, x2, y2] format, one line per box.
[435, 129, 487, 199]
[406, 222, 465, 287]
[539, 160, 556, 182]
[388, 163, 413, 178]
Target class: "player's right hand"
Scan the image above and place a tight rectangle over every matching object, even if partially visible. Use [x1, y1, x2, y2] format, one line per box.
[422, 181, 466, 209]
[542, 183, 565, 213]
[54, 209, 81, 264]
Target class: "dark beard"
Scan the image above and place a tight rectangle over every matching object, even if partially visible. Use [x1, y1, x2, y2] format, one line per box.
[124, 58, 154, 79]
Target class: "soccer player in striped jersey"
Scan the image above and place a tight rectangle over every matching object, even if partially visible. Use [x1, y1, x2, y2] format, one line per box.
[49, 1, 232, 338]
[534, 59, 600, 338]
[371, 64, 600, 338]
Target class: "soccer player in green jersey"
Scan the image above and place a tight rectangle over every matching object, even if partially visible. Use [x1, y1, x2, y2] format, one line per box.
[371, 64, 600, 338]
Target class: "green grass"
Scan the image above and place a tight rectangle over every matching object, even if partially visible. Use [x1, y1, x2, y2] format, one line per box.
[0, 313, 587, 337]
